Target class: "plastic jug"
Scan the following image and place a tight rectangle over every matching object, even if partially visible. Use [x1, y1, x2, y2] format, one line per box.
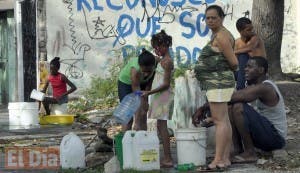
[122, 130, 136, 169]
[133, 131, 160, 171]
[122, 131, 160, 171]
[60, 132, 86, 168]
[30, 89, 45, 101]
[113, 91, 142, 124]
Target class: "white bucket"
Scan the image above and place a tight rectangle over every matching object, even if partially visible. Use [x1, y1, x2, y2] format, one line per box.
[30, 89, 45, 101]
[8, 102, 40, 130]
[175, 128, 207, 166]
[51, 103, 68, 115]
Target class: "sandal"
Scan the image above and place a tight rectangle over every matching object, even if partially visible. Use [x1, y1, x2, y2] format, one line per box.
[197, 164, 227, 172]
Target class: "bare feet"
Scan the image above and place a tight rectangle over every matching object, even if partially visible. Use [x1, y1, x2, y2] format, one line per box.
[224, 160, 231, 167]
[208, 160, 228, 169]
[160, 160, 173, 168]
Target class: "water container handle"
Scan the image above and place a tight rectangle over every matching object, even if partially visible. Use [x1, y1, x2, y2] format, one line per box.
[134, 91, 142, 96]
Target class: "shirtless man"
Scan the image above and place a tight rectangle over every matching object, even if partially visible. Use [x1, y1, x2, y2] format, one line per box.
[235, 17, 266, 58]
[235, 17, 266, 90]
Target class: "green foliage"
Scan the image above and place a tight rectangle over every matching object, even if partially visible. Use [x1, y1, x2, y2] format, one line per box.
[171, 65, 193, 87]
[68, 60, 122, 114]
[173, 66, 191, 79]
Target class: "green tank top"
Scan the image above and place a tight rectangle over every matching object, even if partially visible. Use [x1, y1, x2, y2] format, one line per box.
[118, 57, 154, 85]
[194, 42, 235, 90]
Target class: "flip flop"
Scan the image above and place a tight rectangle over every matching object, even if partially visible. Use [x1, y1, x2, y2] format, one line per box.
[197, 165, 227, 172]
[232, 155, 257, 164]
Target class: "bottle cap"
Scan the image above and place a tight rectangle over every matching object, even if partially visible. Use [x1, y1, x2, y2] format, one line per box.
[134, 90, 142, 96]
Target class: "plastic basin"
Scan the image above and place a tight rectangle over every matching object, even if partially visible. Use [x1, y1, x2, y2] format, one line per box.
[39, 114, 75, 125]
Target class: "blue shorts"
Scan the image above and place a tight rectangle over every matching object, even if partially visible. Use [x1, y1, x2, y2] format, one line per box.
[44, 95, 68, 105]
[243, 103, 285, 151]
[236, 53, 250, 90]
[118, 80, 132, 101]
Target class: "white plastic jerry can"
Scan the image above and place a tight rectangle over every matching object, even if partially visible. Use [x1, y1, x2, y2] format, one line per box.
[60, 132, 86, 168]
[122, 130, 136, 169]
[133, 131, 160, 171]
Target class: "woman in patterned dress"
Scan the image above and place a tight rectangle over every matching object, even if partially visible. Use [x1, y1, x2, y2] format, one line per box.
[193, 5, 238, 170]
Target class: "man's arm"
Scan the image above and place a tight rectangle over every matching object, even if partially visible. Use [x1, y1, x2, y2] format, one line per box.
[231, 83, 280, 107]
[234, 38, 246, 50]
[230, 84, 269, 103]
[234, 35, 259, 54]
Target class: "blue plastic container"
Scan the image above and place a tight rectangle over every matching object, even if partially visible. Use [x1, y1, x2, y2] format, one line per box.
[113, 91, 142, 124]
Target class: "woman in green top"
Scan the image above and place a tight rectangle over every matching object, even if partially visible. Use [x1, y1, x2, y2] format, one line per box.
[118, 49, 156, 131]
[194, 5, 238, 171]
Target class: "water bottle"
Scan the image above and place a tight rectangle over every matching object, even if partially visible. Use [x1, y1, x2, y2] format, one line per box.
[176, 163, 195, 171]
[113, 91, 142, 124]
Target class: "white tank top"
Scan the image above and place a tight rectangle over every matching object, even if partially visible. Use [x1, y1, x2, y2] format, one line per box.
[255, 80, 287, 138]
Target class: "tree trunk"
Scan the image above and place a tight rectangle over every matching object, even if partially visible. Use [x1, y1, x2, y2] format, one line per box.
[22, 0, 37, 101]
[251, 0, 284, 79]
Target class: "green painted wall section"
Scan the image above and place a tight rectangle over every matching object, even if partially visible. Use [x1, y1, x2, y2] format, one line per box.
[0, 10, 16, 104]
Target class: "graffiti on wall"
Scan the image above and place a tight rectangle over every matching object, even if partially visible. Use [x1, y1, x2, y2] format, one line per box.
[46, 0, 253, 89]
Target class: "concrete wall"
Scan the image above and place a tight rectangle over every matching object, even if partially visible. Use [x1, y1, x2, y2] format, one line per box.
[281, 0, 299, 73]
[43, 0, 299, 92]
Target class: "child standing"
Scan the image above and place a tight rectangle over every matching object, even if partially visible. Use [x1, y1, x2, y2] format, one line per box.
[41, 57, 77, 115]
[118, 49, 156, 131]
[142, 30, 174, 168]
